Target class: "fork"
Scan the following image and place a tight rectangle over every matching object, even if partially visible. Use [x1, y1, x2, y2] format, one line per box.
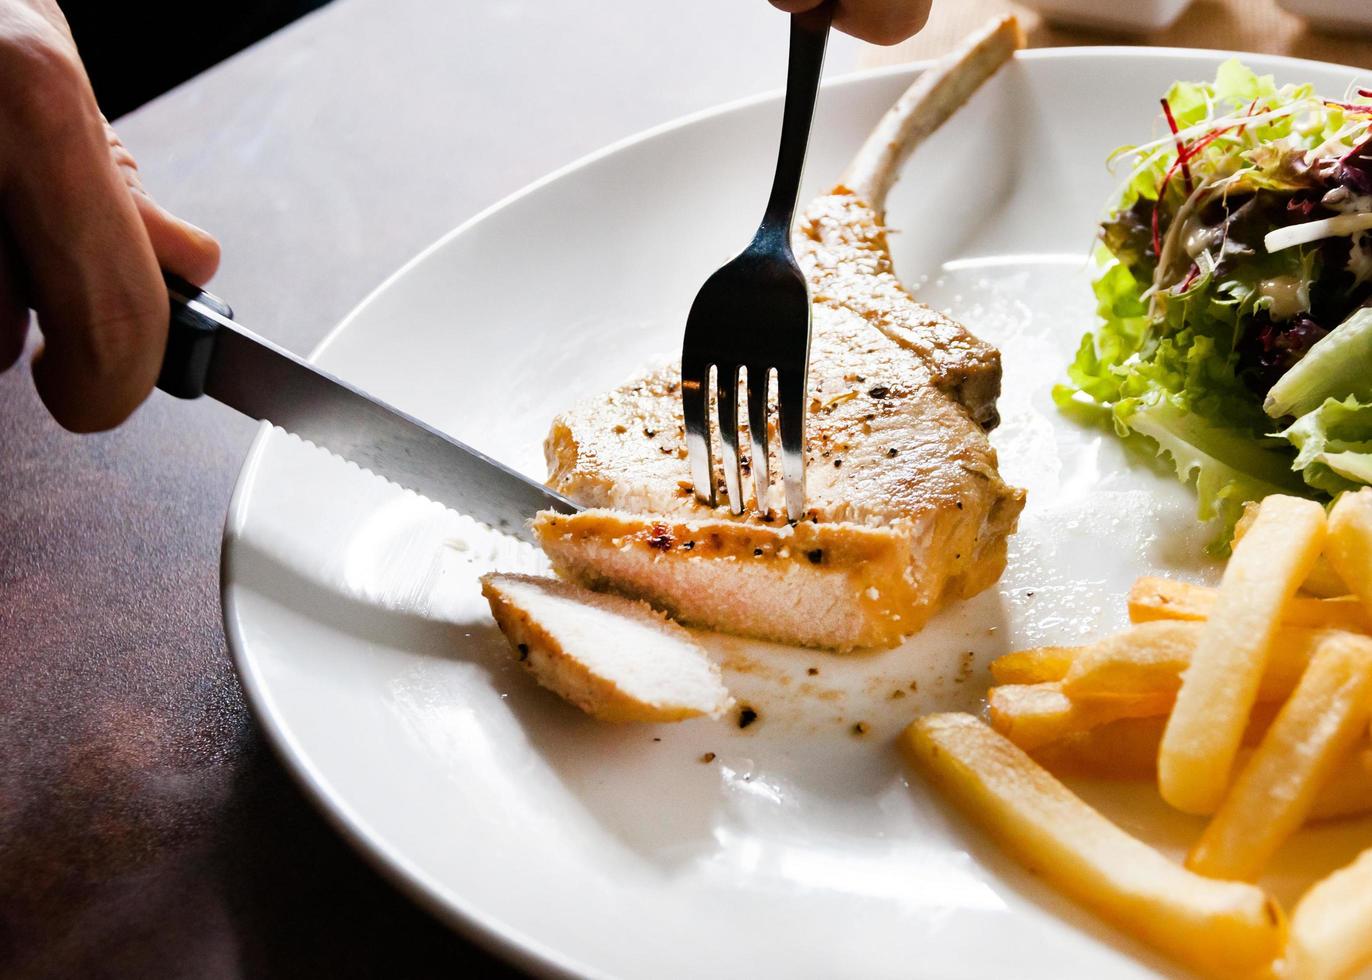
[681, 1, 833, 522]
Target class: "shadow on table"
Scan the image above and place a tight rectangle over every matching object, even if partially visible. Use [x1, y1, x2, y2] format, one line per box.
[215, 733, 528, 980]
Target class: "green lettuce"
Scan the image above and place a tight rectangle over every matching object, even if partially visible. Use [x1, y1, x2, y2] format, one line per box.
[1054, 252, 1303, 549]
[1058, 61, 1372, 551]
[1280, 396, 1372, 495]
[1265, 309, 1372, 419]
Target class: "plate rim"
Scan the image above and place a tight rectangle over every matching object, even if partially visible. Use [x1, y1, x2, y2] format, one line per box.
[219, 45, 1371, 979]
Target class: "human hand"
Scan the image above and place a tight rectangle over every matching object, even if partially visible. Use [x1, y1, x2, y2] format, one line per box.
[769, 0, 932, 45]
[0, 0, 220, 431]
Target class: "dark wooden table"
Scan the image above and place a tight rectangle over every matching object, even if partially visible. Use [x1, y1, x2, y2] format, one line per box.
[0, 2, 874, 975]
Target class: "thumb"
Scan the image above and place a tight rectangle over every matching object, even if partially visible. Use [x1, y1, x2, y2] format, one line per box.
[106, 123, 221, 285]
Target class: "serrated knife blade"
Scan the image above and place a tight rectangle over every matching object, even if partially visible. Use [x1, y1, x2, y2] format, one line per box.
[157, 275, 579, 543]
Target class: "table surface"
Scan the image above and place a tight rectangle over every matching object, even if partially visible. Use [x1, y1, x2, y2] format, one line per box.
[1, 1, 1367, 976]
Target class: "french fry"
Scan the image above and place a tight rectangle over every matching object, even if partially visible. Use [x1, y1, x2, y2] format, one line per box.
[986, 682, 1172, 751]
[902, 713, 1286, 979]
[1187, 632, 1372, 881]
[989, 646, 1077, 685]
[1062, 620, 1334, 704]
[1301, 558, 1352, 599]
[1127, 577, 1369, 633]
[1286, 847, 1372, 980]
[1031, 731, 1372, 823]
[1327, 488, 1372, 617]
[1029, 716, 1167, 780]
[1233, 500, 1349, 598]
[1030, 703, 1286, 783]
[1159, 495, 1327, 815]
[1308, 747, 1372, 822]
[1060, 620, 1200, 699]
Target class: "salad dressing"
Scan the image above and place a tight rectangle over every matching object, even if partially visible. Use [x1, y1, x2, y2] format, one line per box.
[1257, 277, 1306, 320]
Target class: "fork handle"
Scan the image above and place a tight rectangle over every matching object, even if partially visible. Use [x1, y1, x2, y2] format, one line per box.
[756, 1, 833, 246]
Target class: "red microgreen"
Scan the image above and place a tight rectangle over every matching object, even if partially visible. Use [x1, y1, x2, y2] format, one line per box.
[1150, 123, 1234, 261]
[1287, 196, 1319, 218]
[1161, 98, 1194, 194]
[1325, 100, 1372, 115]
[1184, 125, 1236, 161]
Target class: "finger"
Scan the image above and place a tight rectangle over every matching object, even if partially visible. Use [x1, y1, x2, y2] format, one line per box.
[107, 124, 220, 285]
[0, 235, 31, 374]
[833, 2, 932, 45]
[769, 1, 930, 46]
[130, 193, 221, 285]
[2, 47, 169, 432]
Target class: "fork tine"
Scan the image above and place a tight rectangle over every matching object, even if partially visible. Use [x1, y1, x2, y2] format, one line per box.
[681, 355, 716, 507]
[716, 363, 744, 514]
[746, 364, 772, 514]
[777, 365, 808, 522]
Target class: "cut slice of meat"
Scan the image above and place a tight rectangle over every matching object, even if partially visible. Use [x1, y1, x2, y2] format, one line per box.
[480, 573, 731, 722]
[538, 18, 1026, 651]
[534, 509, 919, 650]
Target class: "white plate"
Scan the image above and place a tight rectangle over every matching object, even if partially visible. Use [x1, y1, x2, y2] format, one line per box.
[223, 49, 1372, 979]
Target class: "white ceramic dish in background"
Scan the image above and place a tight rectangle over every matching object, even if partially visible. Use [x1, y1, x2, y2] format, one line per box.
[1015, 0, 1193, 34]
[223, 49, 1372, 980]
[1277, 0, 1372, 37]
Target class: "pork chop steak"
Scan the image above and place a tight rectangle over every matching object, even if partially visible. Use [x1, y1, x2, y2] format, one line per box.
[537, 19, 1026, 651]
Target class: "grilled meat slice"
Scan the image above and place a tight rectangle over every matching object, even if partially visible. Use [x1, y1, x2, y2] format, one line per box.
[481, 573, 731, 722]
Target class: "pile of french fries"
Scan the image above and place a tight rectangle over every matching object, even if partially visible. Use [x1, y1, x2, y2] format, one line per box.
[903, 489, 1372, 979]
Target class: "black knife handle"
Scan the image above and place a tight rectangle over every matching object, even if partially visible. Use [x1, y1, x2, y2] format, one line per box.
[158, 273, 234, 400]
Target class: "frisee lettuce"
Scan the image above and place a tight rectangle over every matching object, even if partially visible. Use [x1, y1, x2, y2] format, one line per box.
[1058, 61, 1372, 552]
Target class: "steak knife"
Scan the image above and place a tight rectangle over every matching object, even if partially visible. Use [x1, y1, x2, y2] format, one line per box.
[157, 275, 580, 543]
